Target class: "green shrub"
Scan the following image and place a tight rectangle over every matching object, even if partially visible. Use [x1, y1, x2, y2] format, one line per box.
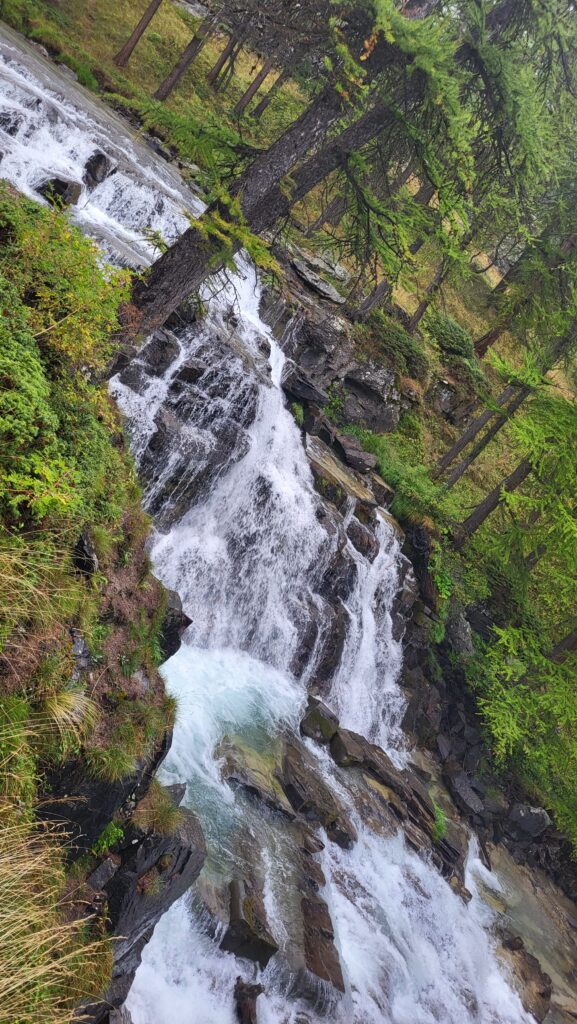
[432, 801, 447, 842]
[424, 308, 475, 360]
[371, 312, 430, 381]
[91, 821, 125, 857]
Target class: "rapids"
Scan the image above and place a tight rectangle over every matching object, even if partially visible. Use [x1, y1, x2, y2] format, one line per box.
[0, 26, 532, 1024]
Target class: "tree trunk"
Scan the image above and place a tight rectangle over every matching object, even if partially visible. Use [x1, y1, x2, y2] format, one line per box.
[113, 0, 164, 67]
[407, 261, 448, 333]
[206, 34, 237, 86]
[251, 65, 291, 119]
[444, 385, 532, 488]
[453, 457, 532, 549]
[306, 194, 347, 235]
[474, 316, 512, 358]
[234, 56, 276, 116]
[154, 15, 215, 101]
[433, 383, 519, 477]
[550, 627, 577, 663]
[350, 277, 392, 320]
[213, 37, 244, 93]
[131, 85, 347, 333]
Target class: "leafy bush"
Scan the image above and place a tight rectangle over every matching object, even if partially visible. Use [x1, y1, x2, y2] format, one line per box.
[424, 308, 475, 359]
[91, 821, 125, 857]
[371, 311, 430, 381]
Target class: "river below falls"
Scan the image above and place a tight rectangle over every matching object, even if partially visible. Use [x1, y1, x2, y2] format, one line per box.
[0, 23, 546, 1024]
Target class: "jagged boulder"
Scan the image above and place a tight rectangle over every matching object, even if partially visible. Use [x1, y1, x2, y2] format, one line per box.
[218, 735, 295, 819]
[220, 878, 279, 967]
[234, 978, 264, 1024]
[280, 739, 357, 848]
[292, 258, 346, 304]
[37, 176, 82, 205]
[40, 731, 172, 855]
[301, 895, 345, 992]
[281, 360, 328, 405]
[342, 361, 401, 432]
[84, 150, 115, 188]
[81, 807, 206, 1023]
[300, 696, 339, 744]
[506, 803, 551, 839]
[159, 589, 191, 661]
[499, 937, 552, 1022]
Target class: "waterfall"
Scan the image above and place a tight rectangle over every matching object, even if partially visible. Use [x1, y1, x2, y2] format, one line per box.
[0, 33, 531, 1024]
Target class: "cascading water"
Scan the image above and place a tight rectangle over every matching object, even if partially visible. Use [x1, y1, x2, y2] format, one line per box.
[0, 30, 532, 1024]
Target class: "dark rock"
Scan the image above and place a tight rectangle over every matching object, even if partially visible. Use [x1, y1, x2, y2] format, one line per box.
[86, 857, 118, 892]
[73, 528, 99, 576]
[159, 589, 191, 661]
[346, 517, 379, 561]
[37, 176, 82, 205]
[218, 736, 295, 819]
[84, 150, 114, 188]
[308, 601, 350, 693]
[281, 360, 328, 405]
[165, 782, 187, 807]
[292, 258, 346, 304]
[40, 730, 172, 855]
[445, 607, 474, 657]
[499, 944, 552, 1022]
[143, 134, 172, 161]
[300, 696, 339, 744]
[437, 734, 451, 761]
[333, 432, 378, 473]
[80, 808, 206, 1023]
[138, 328, 181, 376]
[342, 361, 401, 432]
[280, 740, 357, 848]
[301, 895, 345, 991]
[427, 379, 458, 418]
[444, 768, 485, 817]
[220, 878, 279, 968]
[234, 978, 264, 1024]
[0, 110, 23, 135]
[174, 358, 207, 384]
[507, 803, 551, 838]
[369, 471, 395, 508]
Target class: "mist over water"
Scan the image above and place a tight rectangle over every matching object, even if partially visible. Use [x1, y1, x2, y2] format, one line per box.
[0, 33, 530, 1024]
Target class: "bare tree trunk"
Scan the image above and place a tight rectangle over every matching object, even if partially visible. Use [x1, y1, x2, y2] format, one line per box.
[474, 317, 512, 358]
[453, 457, 532, 549]
[154, 15, 215, 101]
[433, 384, 519, 477]
[234, 56, 276, 115]
[206, 33, 237, 86]
[444, 386, 531, 488]
[550, 626, 577, 663]
[251, 65, 291, 119]
[351, 277, 392, 321]
[213, 36, 245, 92]
[407, 261, 448, 333]
[306, 193, 347, 235]
[113, 0, 164, 67]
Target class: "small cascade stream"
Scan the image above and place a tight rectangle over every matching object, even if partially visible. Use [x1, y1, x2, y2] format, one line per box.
[0, 29, 532, 1024]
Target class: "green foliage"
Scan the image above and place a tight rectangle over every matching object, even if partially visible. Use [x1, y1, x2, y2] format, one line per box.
[134, 779, 183, 835]
[467, 626, 577, 850]
[432, 801, 447, 842]
[423, 309, 475, 360]
[91, 821, 125, 857]
[369, 311, 429, 381]
[291, 402, 305, 427]
[324, 383, 346, 426]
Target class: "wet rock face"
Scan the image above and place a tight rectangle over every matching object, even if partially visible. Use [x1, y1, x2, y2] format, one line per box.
[37, 175, 82, 205]
[84, 150, 115, 188]
[300, 696, 339, 744]
[81, 806, 207, 1024]
[342, 361, 401, 432]
[234, 978, 264, 1024]
[301, 895, 345, 992]
[280, 740, 358, 849]
[126, 333, 260, 529]
[220, 878, 279, 967]
[159, 588, 191, 661]
[500, 937, 552, 1022]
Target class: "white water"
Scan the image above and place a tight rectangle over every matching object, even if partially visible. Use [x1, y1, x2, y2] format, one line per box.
[0, 31, 530, 1024]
